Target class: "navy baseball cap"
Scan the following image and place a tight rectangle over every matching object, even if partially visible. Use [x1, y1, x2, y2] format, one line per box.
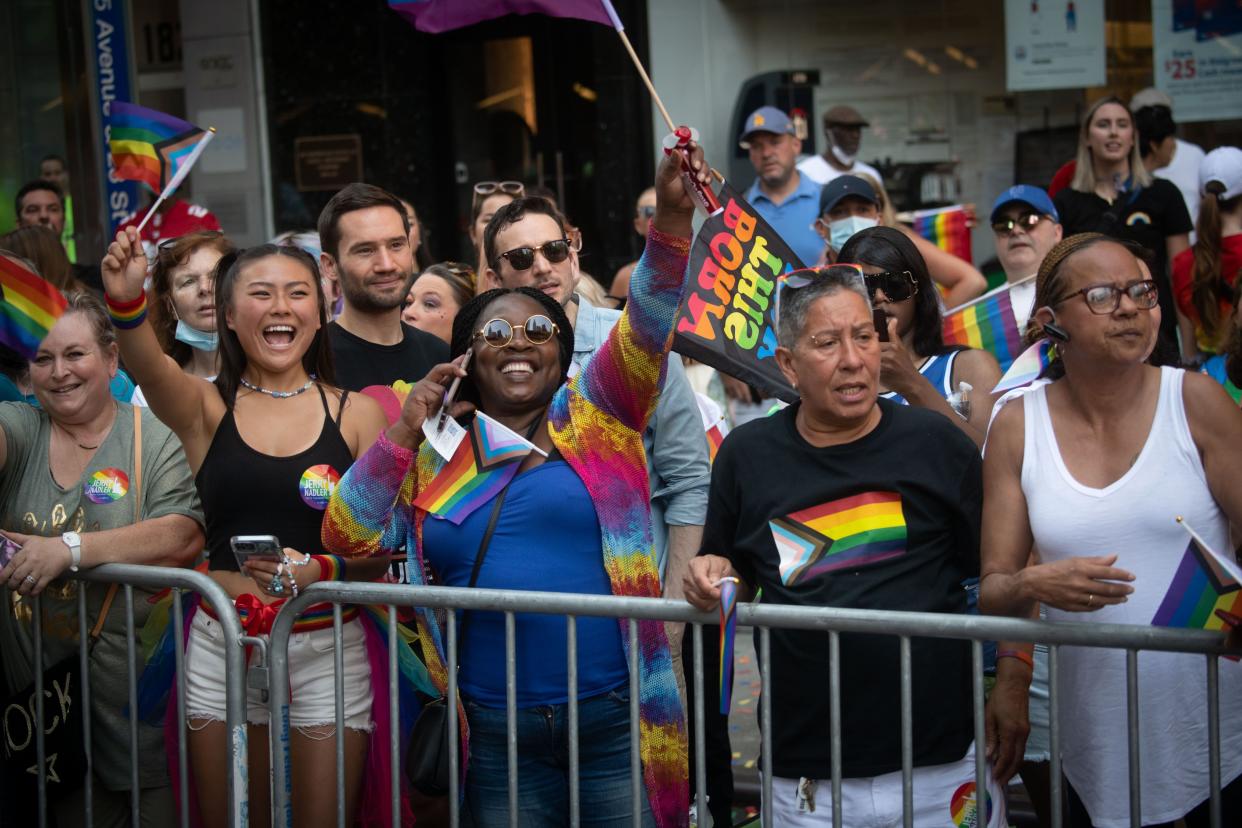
[819, 175, 879, 216]
[990, 185, 1059, 223]
[739, 106, 796, 148]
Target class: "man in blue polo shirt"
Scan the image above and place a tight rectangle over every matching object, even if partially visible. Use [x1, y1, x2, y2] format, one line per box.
[741, 106, 824, 268]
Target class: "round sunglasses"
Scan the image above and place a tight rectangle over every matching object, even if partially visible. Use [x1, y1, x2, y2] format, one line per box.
[473, 315, 560, 348]
[498, 238, 572, 272]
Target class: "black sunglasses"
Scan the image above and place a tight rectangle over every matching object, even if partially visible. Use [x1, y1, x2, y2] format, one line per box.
[498, 239, 572, 272]
[473, 315, 559, 348]
[991, 213, 1045, 235]
[864, 270, 917, 303]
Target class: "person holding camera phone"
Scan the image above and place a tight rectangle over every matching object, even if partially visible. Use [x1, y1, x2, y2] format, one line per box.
[100, 231, 394, 827]
[321, 139, 708, 826]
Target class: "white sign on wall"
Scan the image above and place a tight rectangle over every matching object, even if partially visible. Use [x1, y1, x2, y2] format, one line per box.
[1153, 0, 1242, 123]
[1005, 0, 1106, 92]
[196, 107, 248, 174]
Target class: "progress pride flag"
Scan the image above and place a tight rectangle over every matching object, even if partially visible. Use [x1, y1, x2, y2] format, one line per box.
[388, 0, 620, 32]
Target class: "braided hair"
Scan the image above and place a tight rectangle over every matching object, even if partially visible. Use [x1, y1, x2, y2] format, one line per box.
[449, 286, 575, 408]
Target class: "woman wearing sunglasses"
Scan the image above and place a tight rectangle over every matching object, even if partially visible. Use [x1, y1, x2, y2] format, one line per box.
[470, 181, 524, 293]
[323, 143, 708, 826]
[980, 233, 1242, 828]
[837, 226, 1001, 448]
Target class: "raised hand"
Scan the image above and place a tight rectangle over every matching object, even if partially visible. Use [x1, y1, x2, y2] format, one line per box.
[651, 130, 710, 238]
[100, 226, 148, 301]
[388, 355, 473, 449]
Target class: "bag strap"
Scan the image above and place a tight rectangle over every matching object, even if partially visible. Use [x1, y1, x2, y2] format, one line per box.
[86, 406, 143, 641]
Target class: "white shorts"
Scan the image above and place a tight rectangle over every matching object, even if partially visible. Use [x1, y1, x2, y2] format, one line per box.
[765, 741, 1007, 828]
[184, 610, 373, 732]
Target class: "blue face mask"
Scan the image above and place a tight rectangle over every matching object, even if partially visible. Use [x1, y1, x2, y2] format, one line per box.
[828, 215, 878, 252]
[174, 320, 218, 352]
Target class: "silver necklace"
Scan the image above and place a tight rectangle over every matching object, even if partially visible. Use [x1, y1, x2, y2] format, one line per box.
[239, 375, 316, 398]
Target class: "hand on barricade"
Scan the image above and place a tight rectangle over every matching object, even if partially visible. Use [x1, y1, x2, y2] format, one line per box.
[389, 356, 473, 449]
[244, 548, 321, 599]
[0, 532, 71, 596]
[1017, 555, 1134, 612]
[683, 555, 740, 612]
[101, 226, 149, 303]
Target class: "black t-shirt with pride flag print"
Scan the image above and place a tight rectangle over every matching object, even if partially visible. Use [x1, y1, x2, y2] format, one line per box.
[701, 397, 982, 779]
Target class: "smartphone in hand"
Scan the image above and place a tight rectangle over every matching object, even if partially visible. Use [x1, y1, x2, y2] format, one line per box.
[230, 535, 283, 570]
[873, 308, 890, 342]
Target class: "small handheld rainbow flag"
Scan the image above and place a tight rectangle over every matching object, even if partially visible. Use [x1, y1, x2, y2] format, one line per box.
[705, 424, 724, 464]
[1152, 518, 1242, 632]
[718, 577, 739, 715]
[0, 254, 68, 360]
[412, 412, 544, 524]
[943, 284, 1023, 372]
[992, 339, 1056, 394]
[910, 205, 973, 264]
[109, 102, 214, 195]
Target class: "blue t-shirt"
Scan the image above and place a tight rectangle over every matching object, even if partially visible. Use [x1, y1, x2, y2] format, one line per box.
[421, 460, 628, 708]
[745, 173, 824, 268]
[880, 350, 959, 406]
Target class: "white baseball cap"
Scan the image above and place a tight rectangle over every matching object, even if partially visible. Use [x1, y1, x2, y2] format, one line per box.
[1200, 146, 1242, 201]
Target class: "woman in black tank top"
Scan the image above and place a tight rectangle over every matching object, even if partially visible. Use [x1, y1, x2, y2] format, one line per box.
[101, 237, 391, 827]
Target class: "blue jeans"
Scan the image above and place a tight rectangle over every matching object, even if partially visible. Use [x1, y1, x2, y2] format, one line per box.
[463, 688, 656, 827]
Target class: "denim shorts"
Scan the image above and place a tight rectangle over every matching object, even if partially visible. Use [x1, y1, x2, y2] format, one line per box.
[184, 610, 373, 732]
[463, 687, 655, 827]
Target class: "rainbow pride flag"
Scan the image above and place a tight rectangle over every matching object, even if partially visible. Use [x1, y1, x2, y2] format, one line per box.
[718, 577, 739, 715]
[412, 412, 541, 524]
[992, 339, 1056, 394]
[911, 205, 973, 264]
[770, 491, 907, 586]
[1152, 538, 1242, 632]
[705, 424, 724, 464]
[943, 284, 1023, 372]
[0, 253, 68, 360]
[109, 102, 214, 193]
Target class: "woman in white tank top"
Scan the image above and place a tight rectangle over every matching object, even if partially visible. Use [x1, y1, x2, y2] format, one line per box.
[979, 234, 1242, 828]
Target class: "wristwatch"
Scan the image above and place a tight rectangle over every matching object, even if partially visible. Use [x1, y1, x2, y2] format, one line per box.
[62, 531, 82, 572]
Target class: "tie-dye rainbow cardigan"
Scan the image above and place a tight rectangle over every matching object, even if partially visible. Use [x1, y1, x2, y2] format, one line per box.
[322, 227, 691, 827]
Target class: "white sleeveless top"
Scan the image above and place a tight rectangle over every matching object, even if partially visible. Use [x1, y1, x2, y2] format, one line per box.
[1021, 367, 1242, 826]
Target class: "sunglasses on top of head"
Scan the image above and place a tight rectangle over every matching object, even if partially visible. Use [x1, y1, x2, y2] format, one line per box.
[473, 181, 524, 198]
[498, 238, 573, 272]
[772, 264, 868, 328]
[473, 315, 559, 348]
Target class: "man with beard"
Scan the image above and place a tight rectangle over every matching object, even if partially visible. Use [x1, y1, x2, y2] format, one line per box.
[318, 184, 448, 389]
[797, 105, 883, 188]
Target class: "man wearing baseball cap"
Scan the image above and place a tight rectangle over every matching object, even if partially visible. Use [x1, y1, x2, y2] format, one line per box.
[815, 174, 882, 258]
[740, 105, 825, 268]
[797, 105, 884, 188]
[1131, 87, 1206, 232]
[989, 185, 1063, 334]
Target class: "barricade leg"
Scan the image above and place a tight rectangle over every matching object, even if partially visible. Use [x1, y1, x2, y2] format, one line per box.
[388, 605, 400, 828]
[173, 589, 191, 828]
[760, 626, 772, 828]
[125, 585, 141, 826]
[78, 584, 95, 828]
[829, 631, 842, 828]
[971, 640, 987, 828]
[1049, 645, 1062, 828]
[628, 617, 641, 828]
[691, 622, 707, 825]
[34, 593, 47, 828]
[1126, 649, 1140, 828]
[447, 610, 461, 827]
[333, 603, 346, 828]
[567, 614, 580, 827]
[1207, 654, 1221, 828]
[899, 635, 913, 828]
[505, 611, 518, 828]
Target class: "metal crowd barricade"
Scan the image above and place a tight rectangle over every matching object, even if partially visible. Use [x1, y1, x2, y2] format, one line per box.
[8, 563, 248, 828]
[266, 581, 1236, 828]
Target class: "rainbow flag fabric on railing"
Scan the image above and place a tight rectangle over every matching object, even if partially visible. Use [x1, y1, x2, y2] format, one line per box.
[911, 205, 973, 264]
[109, 102, 210, 193]
[942, 285, 1023, 372]
[0, 254, 68, 360]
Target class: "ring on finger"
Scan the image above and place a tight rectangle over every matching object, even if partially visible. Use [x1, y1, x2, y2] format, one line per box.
[23, 574, 37, 585]
[1087, 593, 1095, 608]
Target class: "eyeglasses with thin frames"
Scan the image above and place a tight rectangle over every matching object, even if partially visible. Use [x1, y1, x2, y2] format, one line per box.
[473, 315, 559, 348]
[1053, 279, 1159, 315]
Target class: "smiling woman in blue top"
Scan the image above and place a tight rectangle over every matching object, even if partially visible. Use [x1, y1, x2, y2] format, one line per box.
[741, 106, 826, 269]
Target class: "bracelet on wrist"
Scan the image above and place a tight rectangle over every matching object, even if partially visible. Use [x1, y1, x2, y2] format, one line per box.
[997, 648, 1034, 670]
[105, 292, 148, 329]
[311, 554, 347, 581]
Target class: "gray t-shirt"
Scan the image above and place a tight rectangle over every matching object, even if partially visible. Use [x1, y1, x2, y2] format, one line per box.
[0, 401, 203, 791]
